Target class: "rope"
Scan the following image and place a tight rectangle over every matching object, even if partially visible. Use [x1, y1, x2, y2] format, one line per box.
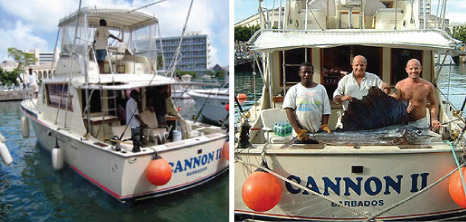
[364, 161, 466, 221]
[235, 158, 378, 221]
[446, 140, 466, 204]
[237, 148, 466, 222]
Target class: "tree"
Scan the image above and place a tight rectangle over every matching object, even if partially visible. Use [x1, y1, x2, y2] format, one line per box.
[234, 25, 260, 42]
[0, 68, 21, 86]
[7, 47, 37, 87]
[157, 54, 164, 69]
[212, 69, 226, 79]
[175, 68, 197, 79]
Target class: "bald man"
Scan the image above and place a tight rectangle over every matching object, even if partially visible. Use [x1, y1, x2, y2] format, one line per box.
[333, 55, 390, 110]
[391, 59, 441, 129]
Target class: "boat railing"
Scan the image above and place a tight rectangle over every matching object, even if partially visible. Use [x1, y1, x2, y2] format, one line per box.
[255, 0, 448, 32]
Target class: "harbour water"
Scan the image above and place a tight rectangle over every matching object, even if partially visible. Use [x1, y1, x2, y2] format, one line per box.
[0, 99, 228, 222]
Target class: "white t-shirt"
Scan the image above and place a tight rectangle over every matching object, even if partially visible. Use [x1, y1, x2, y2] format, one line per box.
[283, 83, 331, 133]
[94, 26, 111, 50]
[333, 72, 384, 110]
[126, 97, 140, 129]
[28, 72, 38, 86]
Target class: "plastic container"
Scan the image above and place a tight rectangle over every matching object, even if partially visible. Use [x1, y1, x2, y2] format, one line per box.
[173, 122, 182, 141]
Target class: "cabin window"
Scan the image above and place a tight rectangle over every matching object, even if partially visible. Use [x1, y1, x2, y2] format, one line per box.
[279, 48, 312, 85]
[46, 84, 73, 111]
[321, 46, 382, 99]
[390, 49, 422, 85]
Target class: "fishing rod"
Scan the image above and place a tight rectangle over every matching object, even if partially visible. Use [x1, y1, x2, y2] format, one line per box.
[193, 88, 215, 124]
[235, 94, 253, 148]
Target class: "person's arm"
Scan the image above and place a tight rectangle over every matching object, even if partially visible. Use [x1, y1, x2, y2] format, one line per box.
[286, 108, 309, 141]
[381, 82, 390, 94]
[333, 79, 351, 103]
[110, 34, 123, 42]
[135, 114, 148, 128]
[428, 84, 441, 129]
[286, 108, 301, 133]
[320, 86, 332, 133]
[390, 82, 401, 100]
[319, 114, 331, 133]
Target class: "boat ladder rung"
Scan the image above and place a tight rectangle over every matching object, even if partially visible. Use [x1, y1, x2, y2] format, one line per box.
[101, 96, 116, 99]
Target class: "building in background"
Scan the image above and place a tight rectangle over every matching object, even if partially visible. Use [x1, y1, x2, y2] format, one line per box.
[24, 48, 60, 81]
[157, 32, 211, 75]
[235, 7, 284, 28]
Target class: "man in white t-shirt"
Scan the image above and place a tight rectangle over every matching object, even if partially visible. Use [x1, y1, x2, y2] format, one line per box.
[283, 62, 332, 143]
[28, 68, 39, 98]
[126, 90, 147, 152]
[333, 55, 390, 110]
[94, 19, 123, 74]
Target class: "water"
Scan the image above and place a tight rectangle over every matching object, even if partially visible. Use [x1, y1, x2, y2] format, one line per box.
[233, 72, 263, 122]
[234, 63, 466, 116]
[0, 99, 228, 222]
[436, 63, 466, 109]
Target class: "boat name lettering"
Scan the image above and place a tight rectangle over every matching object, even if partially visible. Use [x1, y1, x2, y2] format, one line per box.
[168, 147, 222, 174]
[285, 173, 429, 197]
[331, 199, 384, 207]
[186, 166, 208, 176]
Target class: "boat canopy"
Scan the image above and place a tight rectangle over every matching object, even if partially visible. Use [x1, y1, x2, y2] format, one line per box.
[58, 6, 160, 72]
[41, 74, 219, 90]
[249, 29, 460, 52]
[58, 6, 158, 31]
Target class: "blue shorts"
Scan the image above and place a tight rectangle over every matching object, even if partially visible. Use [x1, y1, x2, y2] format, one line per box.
[96, 49, 107, 62]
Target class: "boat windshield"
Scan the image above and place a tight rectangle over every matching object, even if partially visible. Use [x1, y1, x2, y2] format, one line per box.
[59, 9, 161, 74]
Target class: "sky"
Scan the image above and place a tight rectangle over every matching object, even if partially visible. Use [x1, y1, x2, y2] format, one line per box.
[235, 0, 466, 25]
[0, 0, 229, 67]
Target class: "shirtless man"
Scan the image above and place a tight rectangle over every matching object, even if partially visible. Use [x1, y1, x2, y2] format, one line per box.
[391, 59, 441, 129]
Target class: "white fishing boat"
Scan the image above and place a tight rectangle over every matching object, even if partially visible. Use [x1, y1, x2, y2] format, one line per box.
[20, 6, 228, 203]
[235, 0, 466, 220]
[188, 83, 229, 124]
[171, 74, 193, 99]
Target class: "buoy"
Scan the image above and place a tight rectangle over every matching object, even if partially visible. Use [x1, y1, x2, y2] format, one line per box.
[0, 142, 13, 165]
[52, 140, 64, 170]
[225, 103, 229, 112]
[242, 170, 282, 212]
[222, 141, 229, 161]
[0, 132, 5, 143]
[21, 117, 29, 138]
[146, 156, 172, 186]
[237, 94, 247, 101]
[177, 107, 181, 112]
[449, 167, 466, 208]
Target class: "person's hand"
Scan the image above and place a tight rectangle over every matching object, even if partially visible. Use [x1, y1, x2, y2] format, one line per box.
[320, 124, 332, 134]
[407, 102, 414, 113]
[149, 106, 154, 113]
[431, 120, 441, 129]
[297, 129, 309, 141]
[381, 83, 390, 90]
[341, 95, 352, 101]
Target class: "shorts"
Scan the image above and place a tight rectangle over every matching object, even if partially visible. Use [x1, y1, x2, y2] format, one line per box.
[96, 49, 107, 62]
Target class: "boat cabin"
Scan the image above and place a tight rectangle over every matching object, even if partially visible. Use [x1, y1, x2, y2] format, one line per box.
[244, 0, 459, 143]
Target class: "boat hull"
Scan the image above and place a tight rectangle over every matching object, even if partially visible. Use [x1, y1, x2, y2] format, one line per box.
[22, 105, 229, 202]
[189, 90, 228, 124]
[235, 148, 466, 221]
